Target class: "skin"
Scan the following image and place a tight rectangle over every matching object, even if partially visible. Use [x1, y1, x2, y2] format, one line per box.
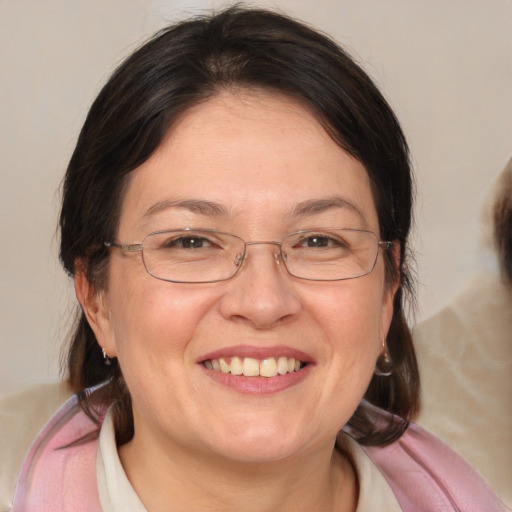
[77, 90, 398, 511]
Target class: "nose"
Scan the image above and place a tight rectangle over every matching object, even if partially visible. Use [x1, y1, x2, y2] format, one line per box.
[219, 242, 302, 329]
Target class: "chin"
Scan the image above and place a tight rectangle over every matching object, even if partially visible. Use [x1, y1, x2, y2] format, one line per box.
[212, 439, 305, 465]
[200, 417, 320, 464]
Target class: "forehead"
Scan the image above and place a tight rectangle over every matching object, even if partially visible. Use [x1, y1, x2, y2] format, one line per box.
[118, 90, 379, 235]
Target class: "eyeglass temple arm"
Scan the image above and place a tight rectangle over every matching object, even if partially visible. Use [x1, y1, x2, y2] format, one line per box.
[104, 241, 143, 253]
[378, 241, 392, 250]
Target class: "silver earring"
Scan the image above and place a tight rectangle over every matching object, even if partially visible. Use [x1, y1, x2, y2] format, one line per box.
[102, 347, 111, 366]
[375, 343, 393, 377]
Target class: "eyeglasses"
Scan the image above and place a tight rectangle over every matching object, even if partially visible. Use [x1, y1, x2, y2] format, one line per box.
[104, 228, 391, 283]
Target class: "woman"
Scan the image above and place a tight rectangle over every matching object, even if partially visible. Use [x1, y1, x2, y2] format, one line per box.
[6, 7, 508, 511]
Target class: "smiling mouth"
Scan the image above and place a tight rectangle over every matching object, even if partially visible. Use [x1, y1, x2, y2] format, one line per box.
[203, 356, 307, 378]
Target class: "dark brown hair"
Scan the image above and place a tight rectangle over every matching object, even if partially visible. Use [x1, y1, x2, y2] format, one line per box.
[493, 158, 512, 285]
[60, 6, 418, 446]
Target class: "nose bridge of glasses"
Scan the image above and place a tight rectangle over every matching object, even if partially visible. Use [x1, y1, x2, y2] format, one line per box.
[235, 240, 284, 268]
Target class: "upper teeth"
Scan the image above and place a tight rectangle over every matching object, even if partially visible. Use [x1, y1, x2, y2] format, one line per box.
[204, 356, 303, 378]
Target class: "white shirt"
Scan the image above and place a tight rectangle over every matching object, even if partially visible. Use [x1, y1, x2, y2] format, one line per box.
[96, 409, 402, 511]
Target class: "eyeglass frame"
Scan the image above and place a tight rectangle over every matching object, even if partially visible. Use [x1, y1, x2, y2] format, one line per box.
[104, 227, 392, 284]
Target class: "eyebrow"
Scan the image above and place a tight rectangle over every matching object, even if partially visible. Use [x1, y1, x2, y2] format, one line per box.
[292, 197, 365, 220]
[144, 199, 229, 218]
[143, 196, 365, 222]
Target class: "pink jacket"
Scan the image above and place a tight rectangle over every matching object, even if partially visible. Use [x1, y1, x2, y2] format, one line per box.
[12, 391, 508, 511]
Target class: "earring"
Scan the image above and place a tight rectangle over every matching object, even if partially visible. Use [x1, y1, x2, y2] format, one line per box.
[374, 342, 393, 377]
[102, 347, 112, 366]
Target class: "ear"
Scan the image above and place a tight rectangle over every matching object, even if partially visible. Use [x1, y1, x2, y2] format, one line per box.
[74, 260, 118, 358]
[379, 241, 400, 341]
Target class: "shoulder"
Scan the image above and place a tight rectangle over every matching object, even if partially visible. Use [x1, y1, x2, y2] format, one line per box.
[363, 423, 509, 512]
[0, 381, 73, 511]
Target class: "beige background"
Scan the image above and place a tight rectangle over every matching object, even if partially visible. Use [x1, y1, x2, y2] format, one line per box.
[1, 0, 511, 395]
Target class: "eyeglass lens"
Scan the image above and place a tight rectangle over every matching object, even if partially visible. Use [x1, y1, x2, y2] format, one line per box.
[140, 229, 381, 283]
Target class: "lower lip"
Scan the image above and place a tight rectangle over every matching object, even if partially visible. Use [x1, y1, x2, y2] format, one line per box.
[200, 364, 312, 395]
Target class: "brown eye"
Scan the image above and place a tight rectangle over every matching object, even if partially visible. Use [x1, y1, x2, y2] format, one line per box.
[295, 234, 348, 249]
[305, 236, 330, 247]
[168, 236, 211, 249]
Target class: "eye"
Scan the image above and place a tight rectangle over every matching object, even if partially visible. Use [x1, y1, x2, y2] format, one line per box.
[303, 235, 331, 248]
[162, 235, 216, 249]
[295, 234, 349, 249]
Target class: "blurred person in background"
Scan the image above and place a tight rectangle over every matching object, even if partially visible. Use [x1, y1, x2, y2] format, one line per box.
[415, 157, 512, 507]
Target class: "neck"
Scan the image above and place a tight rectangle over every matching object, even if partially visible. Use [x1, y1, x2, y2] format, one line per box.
[119, 431, 357, 512]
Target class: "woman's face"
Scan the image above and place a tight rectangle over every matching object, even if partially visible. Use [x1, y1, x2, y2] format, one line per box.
[87, 90, 396, 463]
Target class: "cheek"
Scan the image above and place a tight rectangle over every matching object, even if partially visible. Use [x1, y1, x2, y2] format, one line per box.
[318, 282, 384, 336]
[294, 281, 386, 430]
[106, 280, 218, 369]
[308, 279, 386, 368]
[105, 285, 220, 417]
